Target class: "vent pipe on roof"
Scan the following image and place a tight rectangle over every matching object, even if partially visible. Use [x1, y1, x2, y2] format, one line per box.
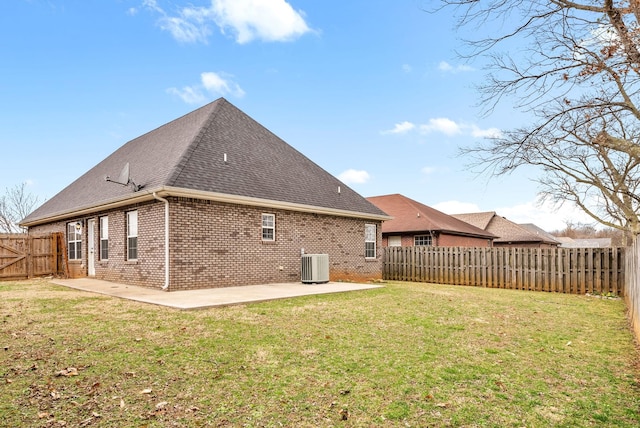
[338, 186, 341, 194]
[223, 153, 228, 163]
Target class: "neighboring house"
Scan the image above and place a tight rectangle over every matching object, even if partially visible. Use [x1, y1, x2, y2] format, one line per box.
[21, 98, 390, 290]
[519, 223, 563, 245]
[366, 194, 495, 247]
[452, 212, 560, 248]
[555, 237, 612, 248]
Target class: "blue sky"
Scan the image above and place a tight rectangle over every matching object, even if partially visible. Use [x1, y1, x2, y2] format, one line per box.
[1, 0, 592, 230]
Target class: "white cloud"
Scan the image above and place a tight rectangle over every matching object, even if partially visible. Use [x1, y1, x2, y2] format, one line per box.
[421, 166, 436, 175]
[159, 15, 212, 44]
[438, 61, 474, 73]
[437, 198, 598, 233]
[419, 118, 462, 136]
[381, 121, 415, 135]
[212, 0, 311, 43]
[496, 199, 595, 232]
[470, 125, 502, 138]
[142, 0, 311, 44]
[382, 118, 501, 140]
[434, 200, 481, 214]
[402, 64, 412, 73]
[338, 169, 371, 185]
[201, 72, 246, 97]
[438, 61, 453, 72]
[166, 86, 207, 104]
[167, 71, 245, 104]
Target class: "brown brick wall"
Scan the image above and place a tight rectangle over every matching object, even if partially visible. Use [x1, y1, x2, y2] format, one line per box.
[437, 234, 492, 247]
[29, 197, 383, 290]
[167, 197, 382, 290]
[382, 232, 492, 248]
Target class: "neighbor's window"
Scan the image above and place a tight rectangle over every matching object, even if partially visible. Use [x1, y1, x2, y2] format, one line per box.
[127, 210, 138, 260]
[365, 223, 376, 259]
[99, 216, 109, 260]
[67, 222, 82, 261]
[262, 213, 275, 241]
[388, 236, 402, 247]
[414, 235, 432, 246]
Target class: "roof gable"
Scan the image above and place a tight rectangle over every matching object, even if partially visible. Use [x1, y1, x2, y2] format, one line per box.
[366, 194, 495, 239]
[451, 211, 496, 230]
[23, 98, 387, 225]
[454, 212, 559, 245]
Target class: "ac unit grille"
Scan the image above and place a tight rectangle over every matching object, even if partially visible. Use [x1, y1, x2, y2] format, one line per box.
[301, 254, 329, 284]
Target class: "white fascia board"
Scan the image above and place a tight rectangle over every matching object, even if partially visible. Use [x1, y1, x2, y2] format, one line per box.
[21, 186, 391, 227]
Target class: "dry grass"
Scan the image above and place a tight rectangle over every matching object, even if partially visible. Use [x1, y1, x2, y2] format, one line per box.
[1, 278, 639, 427]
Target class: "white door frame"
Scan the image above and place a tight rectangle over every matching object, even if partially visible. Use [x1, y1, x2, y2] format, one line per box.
[87, 218, 95, 276]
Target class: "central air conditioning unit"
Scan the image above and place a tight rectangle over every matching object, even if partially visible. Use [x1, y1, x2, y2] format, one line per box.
[301, 254, 329, 284]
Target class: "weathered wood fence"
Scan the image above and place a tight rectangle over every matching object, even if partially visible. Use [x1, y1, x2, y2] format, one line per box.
[384, 246, 625, 295]
[625, 237, 640, 343]
[0, 233, 65, 280]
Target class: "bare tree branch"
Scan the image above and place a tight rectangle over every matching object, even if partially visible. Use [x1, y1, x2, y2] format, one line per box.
[438, 0, 640, 235]
[0, 183, 41, 233]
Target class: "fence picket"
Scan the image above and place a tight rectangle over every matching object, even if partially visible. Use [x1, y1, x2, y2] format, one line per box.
[383, 246, 625, 296]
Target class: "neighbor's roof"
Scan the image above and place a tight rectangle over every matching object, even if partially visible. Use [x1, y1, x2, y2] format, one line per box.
[22, 98, 389, 226]
[555, 237, 612, 248]
[453, 212, 559, 245]
[366, 194, 495, 239]
[519, 223, 562, 245]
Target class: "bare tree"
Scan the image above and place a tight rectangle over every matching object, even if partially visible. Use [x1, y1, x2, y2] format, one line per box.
[435, 1, 640, 242]
[0, 183, 41, 233]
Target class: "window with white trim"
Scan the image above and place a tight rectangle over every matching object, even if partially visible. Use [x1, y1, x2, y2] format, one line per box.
[99, 216, 109, 260]
[388, 236, 402, 247]
[127, 211, 138, 260]
[365, 223, 376, 259]
[262, 213, 275, 241]
[414, 235, 433, 246]
[67, 222, 82, 261]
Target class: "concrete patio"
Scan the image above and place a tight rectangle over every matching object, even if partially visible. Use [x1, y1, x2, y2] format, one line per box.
[50, 278, 383, 310]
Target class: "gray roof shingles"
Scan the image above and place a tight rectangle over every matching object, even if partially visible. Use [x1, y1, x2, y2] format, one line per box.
[23, 98, 387, 225]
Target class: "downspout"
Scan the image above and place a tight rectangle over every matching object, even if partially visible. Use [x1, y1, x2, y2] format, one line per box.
[153, 192, 170, 290]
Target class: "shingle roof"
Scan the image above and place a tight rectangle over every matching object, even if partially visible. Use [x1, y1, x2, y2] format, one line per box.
[555, 237, 612, 248]
[452, 212, 559, 245]
[366, 194, 495, 238]
[22, 98, 388, 225]
[519, 223, 561, 245]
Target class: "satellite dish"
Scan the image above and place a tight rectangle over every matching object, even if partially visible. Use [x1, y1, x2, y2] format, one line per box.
[116, 162, 130, 185]
[105, 162, 141, 191]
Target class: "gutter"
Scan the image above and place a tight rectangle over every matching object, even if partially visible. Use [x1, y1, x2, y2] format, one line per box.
[21, 186, 392, 228]
[152, 192, 170, 291]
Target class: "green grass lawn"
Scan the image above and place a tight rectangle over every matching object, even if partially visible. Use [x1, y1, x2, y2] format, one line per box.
[1, 279, 639, 427]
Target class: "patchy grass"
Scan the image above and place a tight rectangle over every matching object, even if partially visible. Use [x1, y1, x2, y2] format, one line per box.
[1, 279, 639, 427]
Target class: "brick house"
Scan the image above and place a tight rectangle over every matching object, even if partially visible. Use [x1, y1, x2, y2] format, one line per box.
[452, 212, 560, 248]
[366, 194, 495, 247]
[21, 98, 390, 290]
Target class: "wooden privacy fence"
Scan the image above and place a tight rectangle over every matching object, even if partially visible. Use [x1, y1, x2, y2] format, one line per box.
[0, 233, 65, 280]
[384, 246, 625, 295]
[625, 237, 640, 342]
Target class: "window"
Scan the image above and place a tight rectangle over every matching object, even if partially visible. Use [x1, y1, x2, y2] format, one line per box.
[99, 216, 109, 260]
[388, 236, 402, 247]
[365, 224, 376, 259]
[414, 235, 433, 246]
[67, 222, 82, 260]
[262, 213, 275, 241]
[127, 211, 138, 260]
